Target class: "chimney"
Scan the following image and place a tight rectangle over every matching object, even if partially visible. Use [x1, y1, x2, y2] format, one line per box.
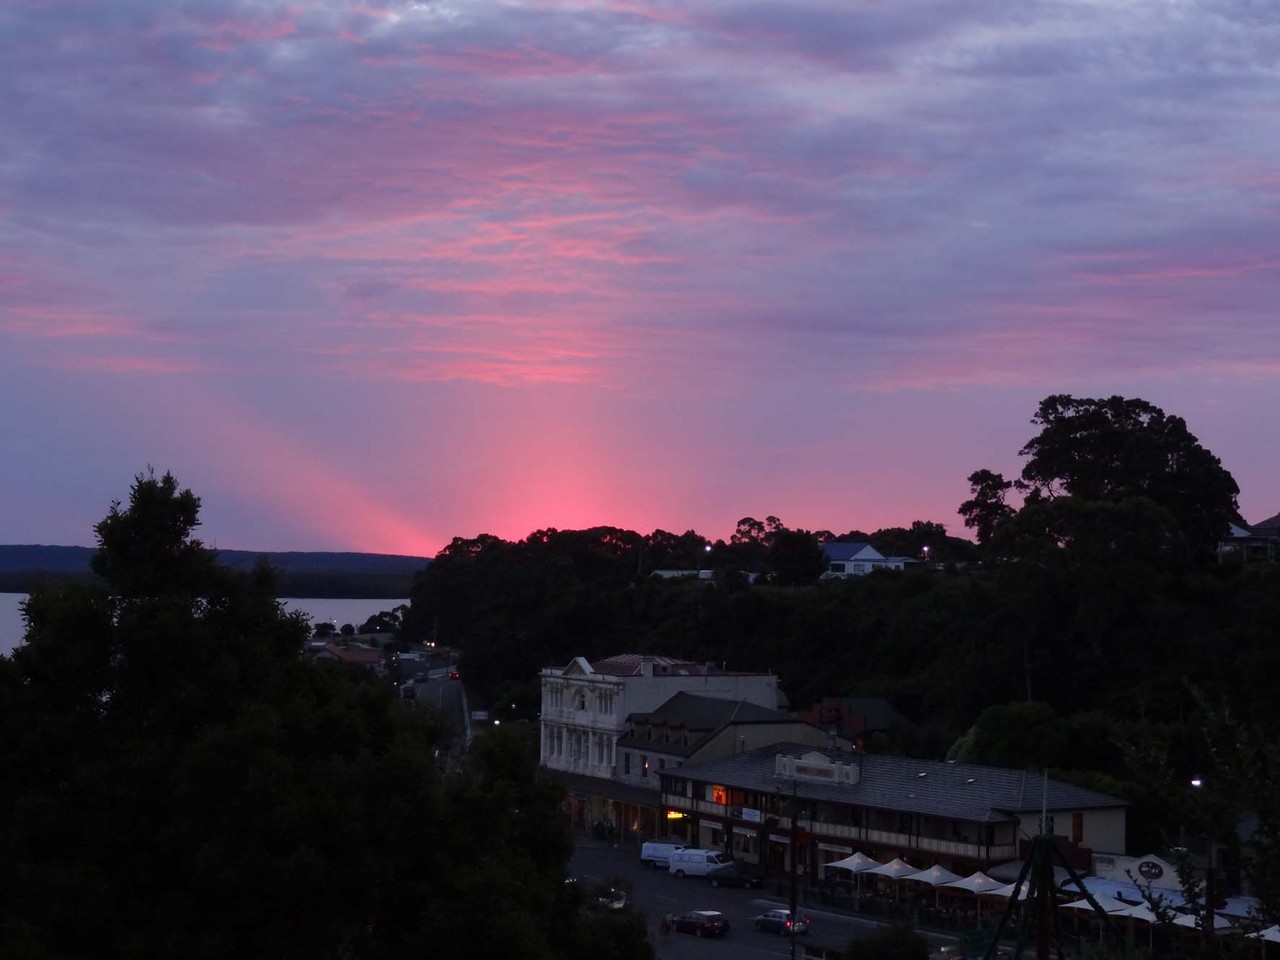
[640, 655, 654, 678]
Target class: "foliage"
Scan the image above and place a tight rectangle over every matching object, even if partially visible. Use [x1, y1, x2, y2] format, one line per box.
[766, 528, 828, 585]
[967, 395, 1240, 563]
[948, 701, 1069, 769]
[0, 471, 622, 960]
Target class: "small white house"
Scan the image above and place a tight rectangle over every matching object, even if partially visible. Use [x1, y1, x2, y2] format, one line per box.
[821, 542, 899, 578]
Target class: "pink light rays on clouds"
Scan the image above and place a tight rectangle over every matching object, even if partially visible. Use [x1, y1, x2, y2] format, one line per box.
[4, 0, 1280, 551]
[178, 390, 442, 556]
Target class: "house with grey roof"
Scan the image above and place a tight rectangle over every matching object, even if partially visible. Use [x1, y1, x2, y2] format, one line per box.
[1218, 511, 1279, 564]
[820, 542, 900, 577]
[660, 743, 1127, 878]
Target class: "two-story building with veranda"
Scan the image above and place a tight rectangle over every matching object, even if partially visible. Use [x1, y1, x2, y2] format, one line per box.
[539, 654, 783, 839]
[660, 743, 1127, 878]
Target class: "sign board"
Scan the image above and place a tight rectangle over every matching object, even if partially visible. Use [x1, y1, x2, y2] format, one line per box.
[471, 710, 489, 721]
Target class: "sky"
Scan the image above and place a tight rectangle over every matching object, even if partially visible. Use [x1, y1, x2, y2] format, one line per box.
[2, 0, 1278, 557]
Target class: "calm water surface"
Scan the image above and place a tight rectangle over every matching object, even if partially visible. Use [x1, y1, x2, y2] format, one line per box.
[0, 594, 407, 657]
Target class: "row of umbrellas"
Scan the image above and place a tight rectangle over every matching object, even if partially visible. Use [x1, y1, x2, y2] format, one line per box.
[825, 854, 1025, 900]
[825, 853, 1279, 941]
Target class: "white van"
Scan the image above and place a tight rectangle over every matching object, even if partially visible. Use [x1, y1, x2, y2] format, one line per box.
[639, 841, 684, 869]
[668, 848, 727, 878]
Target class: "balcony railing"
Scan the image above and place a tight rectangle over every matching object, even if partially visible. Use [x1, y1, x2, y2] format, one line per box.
[660, 795, 1016, 861]
[538, 708, 624, 731]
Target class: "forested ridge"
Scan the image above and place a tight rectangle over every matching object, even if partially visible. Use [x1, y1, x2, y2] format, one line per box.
[0, 544, 429, 596]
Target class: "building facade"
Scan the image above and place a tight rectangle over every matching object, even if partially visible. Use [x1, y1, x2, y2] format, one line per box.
[660, 744, 1127, 878]
[539, 655, 783, 840]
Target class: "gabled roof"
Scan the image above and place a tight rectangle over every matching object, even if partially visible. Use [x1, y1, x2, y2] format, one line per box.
[628, 691, 789, 728]
[822, 542, 886, 563]
[838, 696, 915, 731]
[321, 643, 382, 665]
[619, 694, 816, 756]
[1251, 510, 1280, 535]
[664, 743, 1126, 825]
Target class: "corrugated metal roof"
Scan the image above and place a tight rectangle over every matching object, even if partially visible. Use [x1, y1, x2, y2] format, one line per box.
[628, 691, 789, 727]
[665, 743, 1127, 825]
[618, 693, 810, 756]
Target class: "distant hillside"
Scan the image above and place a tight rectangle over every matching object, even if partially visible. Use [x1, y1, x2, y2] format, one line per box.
[0, 545, 430, 598]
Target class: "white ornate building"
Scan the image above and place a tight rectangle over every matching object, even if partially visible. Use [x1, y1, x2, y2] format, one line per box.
[539, 654, 782, 838]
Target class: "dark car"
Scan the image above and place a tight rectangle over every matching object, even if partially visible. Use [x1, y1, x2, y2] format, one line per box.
[673, 910, 730, 937]
[753, 908, 810, 935]
[707, 863, 766, 889]
[589, 887, 628, 911]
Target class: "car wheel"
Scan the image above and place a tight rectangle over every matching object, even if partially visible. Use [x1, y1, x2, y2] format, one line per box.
[710, 878, 720, 888]
[696, 927, 703, 938]
[675, 869, 685, 878]
[755, 921, 763, 931]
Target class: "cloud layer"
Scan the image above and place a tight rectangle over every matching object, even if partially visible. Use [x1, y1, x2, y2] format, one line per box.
[2, 0, 1278, 551]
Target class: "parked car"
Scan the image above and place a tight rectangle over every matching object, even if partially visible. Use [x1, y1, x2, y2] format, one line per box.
[589, 887, 628, 911]
[707, 863, 766, 889]
[668, 848, 728, 878]
[639, 841, 684, 869]
[754, 908, 810, 935]
[673, 910, 730, 937]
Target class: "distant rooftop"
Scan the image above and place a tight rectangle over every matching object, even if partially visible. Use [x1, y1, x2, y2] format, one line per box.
[628, 691, 792, 727]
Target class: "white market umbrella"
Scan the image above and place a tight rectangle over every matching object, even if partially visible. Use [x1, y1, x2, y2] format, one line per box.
[944, 871, 1002, 894]
[1116, 903, 1159, 923]
[1061, 896, 1133, 914]
[940, 871, 1002, 922]
[906, 865, 963, 909]
[866, 857, 918, 901]
[1247, 925, 1280, 943]
[827, 852, 882, 874]
[1172, 913, 1233, 931]
[867, 857, 919, 879]
[907, 865, 964, 886]
[1115, 902, 1159, 950]
[982, 881, 1032, 901]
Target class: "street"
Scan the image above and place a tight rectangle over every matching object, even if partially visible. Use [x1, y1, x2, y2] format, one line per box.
[571, 840, 959, 959]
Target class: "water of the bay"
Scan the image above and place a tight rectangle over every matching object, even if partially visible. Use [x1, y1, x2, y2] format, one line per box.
[0, 593, 408, 657]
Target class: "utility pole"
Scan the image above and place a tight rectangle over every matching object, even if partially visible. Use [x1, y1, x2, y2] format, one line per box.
[788, 780, 799, 960]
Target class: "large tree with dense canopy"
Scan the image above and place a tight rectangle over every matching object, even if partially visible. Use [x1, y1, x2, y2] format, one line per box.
[960, 395, 1240, 563]
[0, 470, 641, 960]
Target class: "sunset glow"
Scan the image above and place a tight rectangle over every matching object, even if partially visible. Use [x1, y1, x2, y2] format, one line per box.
[2, 0, 1278, 555]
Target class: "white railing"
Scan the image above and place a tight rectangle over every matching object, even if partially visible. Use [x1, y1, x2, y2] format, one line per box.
[656, 798, 1016, 860]
[538, 707, 624, 731]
